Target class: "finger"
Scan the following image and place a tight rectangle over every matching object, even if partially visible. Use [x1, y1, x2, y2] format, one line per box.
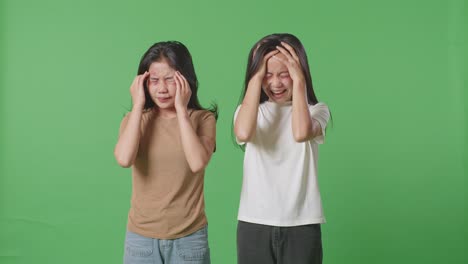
[280, 42, 300, 61]
[130, 76, 138, 91]
[178, 72, 191, 92]
[176, 71, 188, 96]
[135, 75, 143, 90]
[174, 76, 182, 100]
[137, 72, 147, 89]
[143, 71, 150, 84]
[139, 71, 149, 85]
[177, 72, 190, 100]
[176, 71, 185, 92]
[272, 54, 288, 64]
[276, 45, 294, 61]
[174, 71, 182, 91]
[264, 50, 279, 61]
[131, 72, 143, 88]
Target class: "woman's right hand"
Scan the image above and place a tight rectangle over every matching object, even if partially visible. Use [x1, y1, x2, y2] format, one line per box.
[130, 71, 150, 109]
[253, 50, 279, 80]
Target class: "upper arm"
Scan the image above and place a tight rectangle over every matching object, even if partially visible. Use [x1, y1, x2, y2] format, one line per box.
[233, 105, 247, 145]
[118, 114, 130, 137]
[197, 111, 217, 154]
[200, 136, 216, 156]
[309, 103, 330, 144]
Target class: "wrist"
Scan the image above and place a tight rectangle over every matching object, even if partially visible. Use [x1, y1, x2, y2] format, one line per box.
[132, 104, 145, 112]
[293, 79, 306, 91]
[176, 106, 189, 117]
[252, 72, 264, 82]
[249, 74, 264, 88]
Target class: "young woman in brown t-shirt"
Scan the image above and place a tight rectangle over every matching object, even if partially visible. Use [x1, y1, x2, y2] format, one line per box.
[114, 41, 217, 264]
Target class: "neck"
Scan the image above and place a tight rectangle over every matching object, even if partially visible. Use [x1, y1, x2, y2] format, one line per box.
[268, 99, 292, 105]
[156, 107, 177, 119]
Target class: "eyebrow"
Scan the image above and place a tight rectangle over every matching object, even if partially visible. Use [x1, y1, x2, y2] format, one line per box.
[150, 74, 174, 78]
[266, 71, 289, 74]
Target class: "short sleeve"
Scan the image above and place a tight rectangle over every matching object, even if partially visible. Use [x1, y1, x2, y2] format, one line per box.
[118, 110, 154, 136]
[233, 105, 246, 145]
[197, 111, 216, 141]
[309, 102, 330, 144]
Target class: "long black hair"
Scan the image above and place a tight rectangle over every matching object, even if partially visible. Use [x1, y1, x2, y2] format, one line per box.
[234, 34, 332, 149]
[137, 41, 218, 118]
[241, 33, 318, 105]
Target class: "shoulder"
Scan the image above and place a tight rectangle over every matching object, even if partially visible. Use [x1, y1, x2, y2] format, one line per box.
[120, 108, 154, 123]
[309, 102, 328, 109]
[191, 109, 216, 123]
[309, 102, 330, 113]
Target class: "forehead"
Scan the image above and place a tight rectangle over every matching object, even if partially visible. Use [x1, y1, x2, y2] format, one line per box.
[266, 53, 288, 72]
[148, 60, 175, 75]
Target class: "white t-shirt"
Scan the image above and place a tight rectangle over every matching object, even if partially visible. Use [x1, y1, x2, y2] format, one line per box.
[234, 101, 330, 226]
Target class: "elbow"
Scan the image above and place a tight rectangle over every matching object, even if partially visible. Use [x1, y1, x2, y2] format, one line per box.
[293, 128, 312, 143]
[191, 167, 204, 174]
[189, 157, 209, 174]
[234, 127, 253, 143]
[293, 133, 310, 143]
[293, 122, 313, 143]
[115, 156, 133, 168]
[114, 149, 133, 168]
[235, 133, 251, 143]
[189, 163, 205, 174]
[117, 159, 132, 168]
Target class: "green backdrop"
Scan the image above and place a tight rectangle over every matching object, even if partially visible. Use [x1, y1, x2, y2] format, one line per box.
[1, 0, 466, 263]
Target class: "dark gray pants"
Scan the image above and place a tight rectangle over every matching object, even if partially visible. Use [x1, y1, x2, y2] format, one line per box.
[237, 221, 322, 264]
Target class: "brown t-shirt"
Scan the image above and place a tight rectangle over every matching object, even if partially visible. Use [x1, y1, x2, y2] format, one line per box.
[119, 109, 216, 239]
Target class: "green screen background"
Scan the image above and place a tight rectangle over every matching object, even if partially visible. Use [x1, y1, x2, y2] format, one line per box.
[1, 0, 466, 263]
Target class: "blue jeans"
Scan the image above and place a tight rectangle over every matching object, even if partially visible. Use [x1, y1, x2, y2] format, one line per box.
[124, 226, 211, 264]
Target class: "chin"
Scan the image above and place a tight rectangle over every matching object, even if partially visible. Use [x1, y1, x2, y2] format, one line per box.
[157, 105, 175, 110]
[267, 93, 292, 104]
[155, 102, 175, 109]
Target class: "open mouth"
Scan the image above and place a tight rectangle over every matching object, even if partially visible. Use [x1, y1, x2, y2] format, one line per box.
[157, 96, 172, 103]
[271, 90, 287, 99]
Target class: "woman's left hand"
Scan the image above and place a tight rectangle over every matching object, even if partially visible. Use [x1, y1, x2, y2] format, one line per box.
[274, 42, 306, 88]
[174, 71, 192, 113]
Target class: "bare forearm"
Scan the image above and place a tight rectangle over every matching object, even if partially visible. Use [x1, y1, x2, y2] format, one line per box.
[114, 107, 143, 167]
[234, 76, 262, 142]
[292, 82, 312, 142]
[177, 111, 211, 173]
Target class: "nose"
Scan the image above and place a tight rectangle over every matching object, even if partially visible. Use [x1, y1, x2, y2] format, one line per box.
[270, 76, 282, 88]
[158, 82, 169, 93]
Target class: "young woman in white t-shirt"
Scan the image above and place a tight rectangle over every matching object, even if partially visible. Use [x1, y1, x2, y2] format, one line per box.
[234, 33, 331, 264]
